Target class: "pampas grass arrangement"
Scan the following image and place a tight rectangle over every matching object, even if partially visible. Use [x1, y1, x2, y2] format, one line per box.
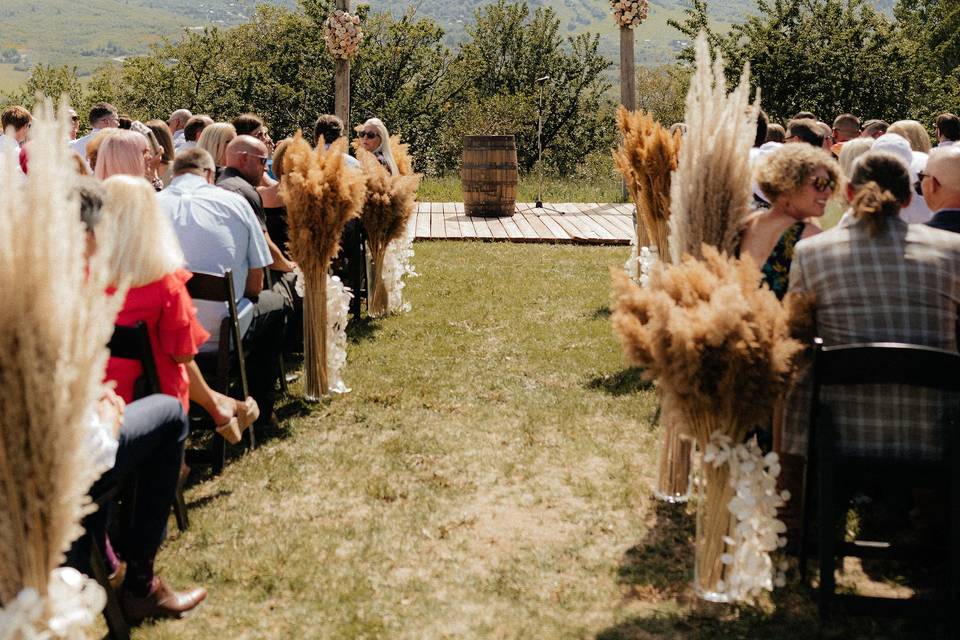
[281, 133, 366, 399]
[611, 246, 801, 601]
[613, 107, 681, 260]
[668, 33, 758, 262]
[355, 138, 421, 318]
[0, 102, 122, 636]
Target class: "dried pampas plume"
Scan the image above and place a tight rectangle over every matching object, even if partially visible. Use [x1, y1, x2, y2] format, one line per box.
[611, 245, 801, 598]
[613, 107, 681, 259]
[669, 32, 758, 262]
[281, 133, 366, 397]
[355, 146, 421, 317]
[0, 101, 122, 605]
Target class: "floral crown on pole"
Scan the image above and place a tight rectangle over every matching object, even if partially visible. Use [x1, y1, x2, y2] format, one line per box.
[324, 9, 363, 60]
[610, 0, 649, 29]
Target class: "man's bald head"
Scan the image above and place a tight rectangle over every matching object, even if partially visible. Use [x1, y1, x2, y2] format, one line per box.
[924, 147, 960, 212]
[225, 134, 269, 184]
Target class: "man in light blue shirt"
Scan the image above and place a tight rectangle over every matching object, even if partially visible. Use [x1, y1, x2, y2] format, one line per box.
[159, 147, 286, 424]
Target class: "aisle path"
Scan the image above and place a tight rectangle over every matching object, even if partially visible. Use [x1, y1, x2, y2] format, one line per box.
[411, 202, 635, 245]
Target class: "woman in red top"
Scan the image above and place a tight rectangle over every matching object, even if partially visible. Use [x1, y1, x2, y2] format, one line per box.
[100, 175, 257, 442]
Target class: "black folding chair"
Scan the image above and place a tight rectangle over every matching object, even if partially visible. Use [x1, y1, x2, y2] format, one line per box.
[108, 322, 188, 531]
[185, 270, 255, 474]
[800, 338, 960, 627]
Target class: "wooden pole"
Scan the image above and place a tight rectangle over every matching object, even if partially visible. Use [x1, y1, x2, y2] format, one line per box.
[335, 0, 351, 130]
[619, 26, 637, 112]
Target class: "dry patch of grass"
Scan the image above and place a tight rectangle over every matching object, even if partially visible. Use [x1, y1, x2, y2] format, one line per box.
[131, 242, 945, 640]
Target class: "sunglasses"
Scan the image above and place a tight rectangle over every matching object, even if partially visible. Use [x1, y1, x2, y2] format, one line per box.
[915, 171, 929, 196]
[243, 152, 269, 165]
[358, 131, 379, 139]
[810, 176, 836, 193]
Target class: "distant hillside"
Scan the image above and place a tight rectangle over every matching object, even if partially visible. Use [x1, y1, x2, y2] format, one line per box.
[0, 0, 896, 92]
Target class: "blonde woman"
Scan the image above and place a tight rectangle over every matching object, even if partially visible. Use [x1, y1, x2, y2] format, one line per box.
[740, 144, 841, 299]
[888, 120, 933, 154]
[94, 130, 150, 180]
[145, 119, 176, 186]
[100, 175, 258, 442]
[357, 117, 398, 175]
[197, 122, 236, 168]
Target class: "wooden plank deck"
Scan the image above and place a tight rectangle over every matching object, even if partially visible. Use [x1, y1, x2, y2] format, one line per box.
[410, 202, 634, 245]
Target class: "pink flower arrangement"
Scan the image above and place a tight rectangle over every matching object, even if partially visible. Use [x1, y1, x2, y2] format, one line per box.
[324, 9, 363, 60]
[610, 0, 649, 29]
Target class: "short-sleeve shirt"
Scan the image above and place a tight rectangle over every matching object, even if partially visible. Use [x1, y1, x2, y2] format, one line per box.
[158, 173, 272, 349]
[105, 269, 210, 411]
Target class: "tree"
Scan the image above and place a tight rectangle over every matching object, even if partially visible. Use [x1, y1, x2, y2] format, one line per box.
[3, 64, 84, 113]
[669, 0, 915, 123]
[634, 65, 690, 126]
[452, 0, 615, 173]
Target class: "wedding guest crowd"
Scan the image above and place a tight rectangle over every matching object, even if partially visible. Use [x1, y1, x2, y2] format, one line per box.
[3, 99, 395, 627]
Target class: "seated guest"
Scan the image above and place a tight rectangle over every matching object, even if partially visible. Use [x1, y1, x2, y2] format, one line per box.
[232, 112, 277, 183]
[765, 123, 786, 144]
[888, 119, 933, 154]
[65, 179, 207, 623]
[197, 122, 236, 169]
[258, 138, 293, 251]
[923, 147, 960, 233]
[0, 104, 31, 150]
[831, 113, 861, 156]
[72, 102, 119, 160]
[85, 129, 121, 174]
[168, 108, 192, 150]
[314, 114, 360, 168]
[217, 135, 295, 274]
[100, 174, 258, 440]
[94, 130, 150, 180]
[778, 152, 960, 542]
[130, 121, 165, 190]
[935, 113, 959, 148]
[785, 118, 825, 148]
[357, 117, 398, 175]
[316, 114, 364, 317]
[861, 118, 889, 138]
[872, 132, 933, 223]
[785, 151, 960, 457]
[837, 137, 874, 178]
[145, 119, 176, 186]
[740, 144, 840, 299]
[181, 114, 213, 151]
[160, 148, 284, 426]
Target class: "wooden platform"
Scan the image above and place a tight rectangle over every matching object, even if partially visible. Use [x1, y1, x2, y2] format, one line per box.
[411, 202, 635, 245]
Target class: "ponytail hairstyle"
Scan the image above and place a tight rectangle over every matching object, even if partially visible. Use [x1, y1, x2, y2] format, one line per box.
[848, 152, 912, 237]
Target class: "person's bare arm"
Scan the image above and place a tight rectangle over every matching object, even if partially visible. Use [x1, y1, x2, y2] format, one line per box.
[265, 231, 295, 272]
[245, 268, 264, 298]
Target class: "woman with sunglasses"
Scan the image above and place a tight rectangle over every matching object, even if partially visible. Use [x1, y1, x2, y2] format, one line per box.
[740, 144, 841, 299]
[356, 117, 398, 175]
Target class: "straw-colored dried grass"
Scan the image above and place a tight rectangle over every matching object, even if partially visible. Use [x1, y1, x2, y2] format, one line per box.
[355, 145, 421, 317]
[613, 107, 680, 259]
[280, 133, 366, 397]
[668, 33, 758, 262]
[611, 246, 802, 593]
[0, 102, 123, 603]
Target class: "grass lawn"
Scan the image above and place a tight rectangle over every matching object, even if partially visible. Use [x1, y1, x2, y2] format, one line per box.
[419, 173, 628, 204]
[133, 242, 943, 639]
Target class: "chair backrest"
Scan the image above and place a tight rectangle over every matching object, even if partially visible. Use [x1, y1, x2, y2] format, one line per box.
[184, 269, 249, 397]
[108, 321, 161, 398]
[813, 338, 960, 392]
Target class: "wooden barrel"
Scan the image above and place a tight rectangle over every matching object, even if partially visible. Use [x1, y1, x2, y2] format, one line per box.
[461, 135, 518, 217]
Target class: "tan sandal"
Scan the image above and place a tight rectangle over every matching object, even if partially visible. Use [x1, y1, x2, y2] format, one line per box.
[215, 417, 242, 445]
[235, 397, 260, 432]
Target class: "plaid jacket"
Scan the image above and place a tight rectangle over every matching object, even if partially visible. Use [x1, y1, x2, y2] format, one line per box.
[783, 216, 960, 460]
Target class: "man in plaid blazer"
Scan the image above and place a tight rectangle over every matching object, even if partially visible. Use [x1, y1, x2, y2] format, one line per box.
[783, 214, 960, 461]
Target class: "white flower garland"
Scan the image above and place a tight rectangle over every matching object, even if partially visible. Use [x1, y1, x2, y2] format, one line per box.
[324, 10, 363, 60]
[703, 433, 789, 603]
[381, 230, 418, 315]
[326, 273, 352, 394]
[610, 0, 649, 29]
[294, 269, 352, 395]
[0, 568, 106, 640]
